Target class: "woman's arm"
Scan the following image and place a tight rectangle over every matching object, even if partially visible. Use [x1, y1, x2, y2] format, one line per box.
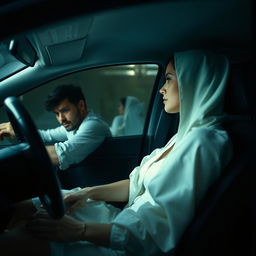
[26, 180, 130, 247]
[82, 222, 112, 247]
[27, 178, 129, 247]
[27, 210, 112, 247]
[64, 179, 130, 213]
[86, 179, 130, 202]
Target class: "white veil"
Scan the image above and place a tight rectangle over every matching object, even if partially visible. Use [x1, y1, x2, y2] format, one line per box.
[111, 96, 145, 136]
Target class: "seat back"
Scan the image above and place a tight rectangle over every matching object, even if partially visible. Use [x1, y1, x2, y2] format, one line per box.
[173, 60, 256, 256]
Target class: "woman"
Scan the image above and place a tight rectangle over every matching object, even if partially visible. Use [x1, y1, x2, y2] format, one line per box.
[0, 50, 232, 255]
[110, 97, 126, 136]
[110, 96, 144, 136]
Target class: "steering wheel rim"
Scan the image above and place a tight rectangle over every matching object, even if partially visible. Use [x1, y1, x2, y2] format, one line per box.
[4, 96, 65, 219]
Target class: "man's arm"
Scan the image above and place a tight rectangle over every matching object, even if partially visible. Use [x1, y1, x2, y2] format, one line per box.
[53, 119, 111, 170]
[39, 127, 68, 167]
[45, 145, 59, 165]
[0, 122, 62, 166]
[38, 126, 67, 145]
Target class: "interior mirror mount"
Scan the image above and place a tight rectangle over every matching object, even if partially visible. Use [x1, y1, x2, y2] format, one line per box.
[9, 37, 38, 67]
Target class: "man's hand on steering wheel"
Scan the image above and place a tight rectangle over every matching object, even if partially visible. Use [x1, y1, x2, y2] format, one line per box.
[0, 122, 16, 141]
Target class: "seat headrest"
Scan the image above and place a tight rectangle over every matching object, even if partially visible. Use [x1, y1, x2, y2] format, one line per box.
[224, 60, 256, 115]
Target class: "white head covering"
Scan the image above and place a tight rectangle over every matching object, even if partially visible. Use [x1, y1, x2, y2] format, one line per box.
[110, 115, 124, 136]
[123, 96, 145, 135]
[174, 50, 229, 145]
[111, 50, 232, 255]
[110, 96, 145, 136]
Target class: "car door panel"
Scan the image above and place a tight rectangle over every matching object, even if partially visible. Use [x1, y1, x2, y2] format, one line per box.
[58, 135, 145, 189]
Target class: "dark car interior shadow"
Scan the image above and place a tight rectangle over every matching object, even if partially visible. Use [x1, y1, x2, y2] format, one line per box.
[58, 136, 145, 189]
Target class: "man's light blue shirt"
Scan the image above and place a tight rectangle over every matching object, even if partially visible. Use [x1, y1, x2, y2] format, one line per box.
[38, 111, 111, 170]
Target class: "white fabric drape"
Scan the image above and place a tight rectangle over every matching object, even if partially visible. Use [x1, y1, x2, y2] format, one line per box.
[39, 50, 232, 256]
[110, 96, 144, 136]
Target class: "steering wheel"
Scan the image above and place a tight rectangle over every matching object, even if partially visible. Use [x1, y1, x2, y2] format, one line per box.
[3, 96, 65, 219]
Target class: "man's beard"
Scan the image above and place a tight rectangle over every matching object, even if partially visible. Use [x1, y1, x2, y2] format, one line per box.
[62, 111, 82, 131]
[62, 121, 73, 131]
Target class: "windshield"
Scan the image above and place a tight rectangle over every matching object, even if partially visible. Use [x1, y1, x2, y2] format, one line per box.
[0, 40, 27, 82]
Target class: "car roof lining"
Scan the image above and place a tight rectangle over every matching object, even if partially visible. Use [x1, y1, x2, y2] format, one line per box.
[0, 0, 254, 100]
[28, 0, 253, 67]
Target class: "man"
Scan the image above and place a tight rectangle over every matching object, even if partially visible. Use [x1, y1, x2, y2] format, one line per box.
[0, 84, 111, 170]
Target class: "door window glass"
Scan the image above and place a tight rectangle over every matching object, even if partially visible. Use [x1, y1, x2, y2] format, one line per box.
[0, 64, 158, 147]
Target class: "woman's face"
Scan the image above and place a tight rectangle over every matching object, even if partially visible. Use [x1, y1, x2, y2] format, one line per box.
[118, 102, 125, 115]
[159, 61, 180, 113]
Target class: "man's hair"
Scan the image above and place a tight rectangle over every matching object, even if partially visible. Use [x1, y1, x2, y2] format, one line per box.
[45, 84, 86, 111]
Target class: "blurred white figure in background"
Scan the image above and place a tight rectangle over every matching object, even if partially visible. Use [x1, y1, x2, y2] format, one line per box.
[110, 96, 145, 136]
[110, 97, 126, 136]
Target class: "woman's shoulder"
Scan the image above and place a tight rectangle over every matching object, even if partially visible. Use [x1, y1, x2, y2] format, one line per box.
[191, 126, 228, 137]
[185, 126, 230, 148]
[171, 126, 232, 167]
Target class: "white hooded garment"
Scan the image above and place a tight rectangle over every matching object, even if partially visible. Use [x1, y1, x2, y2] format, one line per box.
[110, 50, 232, 255]
[110, 96, 145, 136]
[42, 50, 232, 256]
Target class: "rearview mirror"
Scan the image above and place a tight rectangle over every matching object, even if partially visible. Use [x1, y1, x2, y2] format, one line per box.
[9, 37, 38, 67]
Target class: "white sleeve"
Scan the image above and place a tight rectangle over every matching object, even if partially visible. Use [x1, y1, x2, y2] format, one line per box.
[38, 126, 67, 144]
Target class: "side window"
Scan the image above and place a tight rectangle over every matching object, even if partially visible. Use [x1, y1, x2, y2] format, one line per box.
[0, 64, 158, 143]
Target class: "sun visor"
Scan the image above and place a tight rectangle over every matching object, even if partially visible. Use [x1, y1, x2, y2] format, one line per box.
[46, 36, 88, 65]
[30, 16, 93, 66]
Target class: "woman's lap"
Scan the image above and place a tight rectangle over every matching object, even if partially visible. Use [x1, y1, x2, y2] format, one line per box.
[33, 188, 124, 256]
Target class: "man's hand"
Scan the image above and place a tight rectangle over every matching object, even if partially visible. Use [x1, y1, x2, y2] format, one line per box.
[0, 122, 16, 141]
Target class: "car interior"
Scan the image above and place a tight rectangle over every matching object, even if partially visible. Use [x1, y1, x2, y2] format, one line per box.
[0, 0, 255, 255]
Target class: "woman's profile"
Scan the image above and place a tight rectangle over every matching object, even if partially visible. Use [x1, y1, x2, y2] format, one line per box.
[0, 50, 232, 256]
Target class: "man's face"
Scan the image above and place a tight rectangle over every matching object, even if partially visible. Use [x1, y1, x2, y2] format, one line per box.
[53, 99, 84, 131]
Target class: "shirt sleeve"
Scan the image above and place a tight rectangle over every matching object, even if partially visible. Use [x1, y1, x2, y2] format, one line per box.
[38, 126, 67, 145]
[55, 118, 111, 170]
[110, 128, 232, 255]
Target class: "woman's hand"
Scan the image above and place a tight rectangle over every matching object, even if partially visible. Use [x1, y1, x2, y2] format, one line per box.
[26, 209, 85, 242]
[64, 188, 90, 214]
